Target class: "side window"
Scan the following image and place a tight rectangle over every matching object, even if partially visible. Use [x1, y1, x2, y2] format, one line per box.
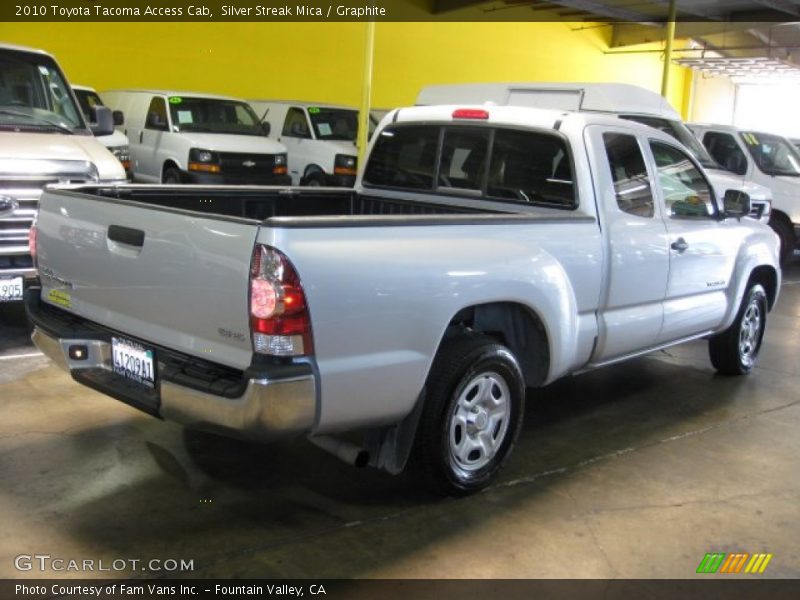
[602, 133, 654, 218]
[487, 129, 575, 207]
[362, 125, 438, 190]
[650, 141, 716, 219]
[145, 97, 168, 131]
[438, 128, 489, 192]
[703, 132, 747, 176]
[282, 107, 311, 138]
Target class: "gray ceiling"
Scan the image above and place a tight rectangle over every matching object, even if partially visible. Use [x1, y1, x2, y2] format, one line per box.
[431, 1, 800, 77]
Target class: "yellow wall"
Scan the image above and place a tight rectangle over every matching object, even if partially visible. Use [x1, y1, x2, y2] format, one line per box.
[0, 21, 689, 115]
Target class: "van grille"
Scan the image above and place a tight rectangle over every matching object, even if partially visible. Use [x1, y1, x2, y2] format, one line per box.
[218, 152, 278, 182]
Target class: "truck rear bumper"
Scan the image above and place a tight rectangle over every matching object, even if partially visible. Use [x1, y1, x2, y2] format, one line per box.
[26, 292, 317, 441]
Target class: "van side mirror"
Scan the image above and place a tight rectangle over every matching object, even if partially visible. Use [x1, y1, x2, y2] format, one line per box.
[260, 121, 270, 136]
[89, 105, 114, 137]
[146, 112, 167, 130]
[112, 110, 124, 126]
[724, 190, 751, 218]
[290, 122, 309, 138]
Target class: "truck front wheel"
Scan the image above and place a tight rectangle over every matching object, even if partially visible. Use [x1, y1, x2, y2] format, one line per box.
[411, 334, 525, 495]
[709, 283, 768, 375]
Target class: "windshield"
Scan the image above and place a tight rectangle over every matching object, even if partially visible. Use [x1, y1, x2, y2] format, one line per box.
[740, 131, 800, 177]
[0, 49, 86, 133]
[168, 97, 263, 135]
[73, 88, 104, 122]
[308, 107, 358, 141]
[620, 115, 719, 170]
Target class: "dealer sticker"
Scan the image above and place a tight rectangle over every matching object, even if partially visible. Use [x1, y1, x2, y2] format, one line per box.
[46, 289, 71, 309]
[168, 96, 183, 104]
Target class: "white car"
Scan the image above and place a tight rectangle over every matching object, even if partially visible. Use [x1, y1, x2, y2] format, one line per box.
[72, 85, 131, 178]
[250, 101, 371, 186]
[689, 123, 800, 264]
[102, 89, 289, 185]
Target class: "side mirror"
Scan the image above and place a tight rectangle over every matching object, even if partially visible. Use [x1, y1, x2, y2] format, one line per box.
[724, 189, 751, 218]
[260, 121, 271, 136]
[112, 110, 124, 126]
[89, 105, 114, 137]
[146, 112, 167, 130]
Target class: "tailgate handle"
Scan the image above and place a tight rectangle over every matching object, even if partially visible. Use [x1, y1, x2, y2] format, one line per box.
[108, 225, 145, 247]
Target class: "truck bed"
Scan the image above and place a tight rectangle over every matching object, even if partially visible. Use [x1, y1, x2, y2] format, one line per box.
[90, 185, 500, 222]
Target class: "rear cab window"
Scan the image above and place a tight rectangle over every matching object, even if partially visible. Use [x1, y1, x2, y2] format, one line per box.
[363, 123, 577, 209]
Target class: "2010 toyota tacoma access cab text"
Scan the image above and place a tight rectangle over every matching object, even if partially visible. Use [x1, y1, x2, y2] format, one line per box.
[25, 105, 781, 494]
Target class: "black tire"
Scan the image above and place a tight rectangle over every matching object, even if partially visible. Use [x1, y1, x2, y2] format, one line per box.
[163, 167, 182, 184]
[709, 283, 768, 376]
[769, 215, 795, 266]
[410, 334, 525, 496]
[303, 171, 325, 186]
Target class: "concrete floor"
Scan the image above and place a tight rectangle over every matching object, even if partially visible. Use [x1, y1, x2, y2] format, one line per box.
[1, 264, 798, 580]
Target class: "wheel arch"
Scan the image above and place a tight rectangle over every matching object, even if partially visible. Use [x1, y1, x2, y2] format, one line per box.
[440, 301, 551, 389]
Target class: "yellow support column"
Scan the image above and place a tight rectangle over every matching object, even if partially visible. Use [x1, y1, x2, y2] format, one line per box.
[357, 21, 376, 170]
[661, 0, 677, 98]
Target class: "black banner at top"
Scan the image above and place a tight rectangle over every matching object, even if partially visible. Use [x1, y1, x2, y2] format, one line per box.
[4, 0, 800, 22]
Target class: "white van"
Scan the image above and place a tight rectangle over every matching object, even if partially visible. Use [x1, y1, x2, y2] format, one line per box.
[0, 43, 125, 302]
[72, 85, 131, 179]
[250, 101, 371, 186]
[689, 123, 800, 263]
[417, 82, 774, 227]
[102, 90, 289, 185]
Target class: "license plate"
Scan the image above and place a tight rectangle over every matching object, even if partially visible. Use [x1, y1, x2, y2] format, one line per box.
[111, 337, 156, 389]
[0, 276, 23, 302]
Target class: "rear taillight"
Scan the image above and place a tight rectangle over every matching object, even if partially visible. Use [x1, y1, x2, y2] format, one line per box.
[452, 108, 489, 120]
[28, 220, 37, 267]
[249, 245, 313, 356]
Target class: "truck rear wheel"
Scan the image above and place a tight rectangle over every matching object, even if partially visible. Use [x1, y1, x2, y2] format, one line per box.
[411, 334, 525, 496]
[709, 283, 767, 376]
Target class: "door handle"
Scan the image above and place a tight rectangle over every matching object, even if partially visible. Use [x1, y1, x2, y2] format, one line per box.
[671, 237, 689, 253]
[108, 225, 145, 247]
[139, 130, 143, 144]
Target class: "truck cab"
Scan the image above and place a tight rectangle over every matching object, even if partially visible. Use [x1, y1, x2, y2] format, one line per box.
[0, 43, 125, 303]
[689, 123, 800, 264]
[101, 89, 290, 185]
[416, 82, 774, 227]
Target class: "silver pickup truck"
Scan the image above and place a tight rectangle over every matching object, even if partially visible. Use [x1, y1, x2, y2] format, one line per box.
[26, 105, 781, 494]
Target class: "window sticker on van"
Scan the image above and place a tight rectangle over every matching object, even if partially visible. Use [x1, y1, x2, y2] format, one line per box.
[308, 107, 320, 114]
[177, 110, 193, 124]
[317, 122, 332, 136]
[742, 133, 758, 145]
[168, 96, 183, 104]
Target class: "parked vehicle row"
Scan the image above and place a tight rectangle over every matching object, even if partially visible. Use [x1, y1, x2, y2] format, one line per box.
[27, 103, 780, 494]
[687, 123, 800, 264]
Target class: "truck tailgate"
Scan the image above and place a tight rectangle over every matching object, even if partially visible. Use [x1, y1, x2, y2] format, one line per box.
[35, 189, 259, 370]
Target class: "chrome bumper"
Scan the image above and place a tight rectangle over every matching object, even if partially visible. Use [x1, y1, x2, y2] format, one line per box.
[31, 327, 317, 441]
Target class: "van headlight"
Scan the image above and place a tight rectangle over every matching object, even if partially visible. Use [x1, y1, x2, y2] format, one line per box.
[188, 148, 221, 173]
[334, 154, 357, 175]
[109, 145, 130, 163]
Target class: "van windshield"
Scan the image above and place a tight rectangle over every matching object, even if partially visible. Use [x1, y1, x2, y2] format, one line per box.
[167, 97, 263, 136]
[740, 131, 800, 177]
[0, 49, 86, 133]
[620, 115, 719, 170]
[308, 107, 358, 141]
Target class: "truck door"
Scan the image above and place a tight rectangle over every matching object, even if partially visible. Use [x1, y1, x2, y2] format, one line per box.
[585, 125, 670, 361]
[278, 106, 312, 185]
[137, 96, 170, 182]
[645, 139, 737, 342]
